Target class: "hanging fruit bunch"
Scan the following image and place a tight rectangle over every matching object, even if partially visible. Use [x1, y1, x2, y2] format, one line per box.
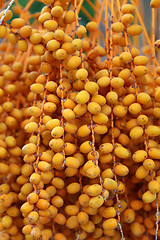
[0, 0, 160, 239]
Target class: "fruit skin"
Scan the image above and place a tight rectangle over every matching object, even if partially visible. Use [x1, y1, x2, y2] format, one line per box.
[111, 22, 124, 33]
[103, 218, 118, 230]
[142, 191, 156, 203]
[114, 146, 129, 158]
[149, 148, 160, 159]
[87, 184, 102, 197]
[103, 178, 117, 190]
[86, 21, 98, 31]
[133, 150, 147, 162]
[11, 18, 25, 29]
[155, 39, 160, 50]
[150, 0, 160, 8]
[123, 208, 135, 223]
[130, 126, 143, 139]
[127, 25, 143, 36]
[76, 90, 90, 104]
[134, 56, 148, 65]
[130, 222, 145, 237]
[0, 26, 7, 39]
[135, 166, 149, 179]
[89, 195, 104, 209]
[115, 164, 129, 176]
[102, 207, 116, 219]
[143, 159, 155, 170]
[121, 4, 135, 14]
[148, 181, 160, 193]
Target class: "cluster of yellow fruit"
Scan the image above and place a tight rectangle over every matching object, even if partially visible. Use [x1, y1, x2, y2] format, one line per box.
[0, 0, 160, 239]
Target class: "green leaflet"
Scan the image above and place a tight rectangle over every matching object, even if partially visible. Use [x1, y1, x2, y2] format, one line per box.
[79, 0, 96, 25]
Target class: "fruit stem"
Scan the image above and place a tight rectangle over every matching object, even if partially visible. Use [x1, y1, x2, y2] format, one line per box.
[155, 197, 159, 240]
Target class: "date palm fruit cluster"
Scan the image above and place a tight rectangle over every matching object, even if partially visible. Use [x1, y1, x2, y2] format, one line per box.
[0, 0, 160, 239]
